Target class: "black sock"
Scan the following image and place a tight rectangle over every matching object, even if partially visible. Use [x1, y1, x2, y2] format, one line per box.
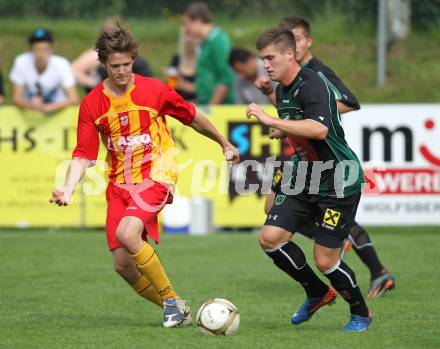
[349, 224, 385, 279]
[265, 241, 329, 298]
[323, 260, 369, 317]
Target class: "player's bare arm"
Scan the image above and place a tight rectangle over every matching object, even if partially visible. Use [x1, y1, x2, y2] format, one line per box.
[336, 101, 355, 114]
[269, 128, 286, 139]
[190, 108, 240, 164]
[246, 103, 328, 139]
[49, 157, 90, 206]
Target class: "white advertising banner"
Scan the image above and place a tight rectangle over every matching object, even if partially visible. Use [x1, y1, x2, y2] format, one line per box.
[343, 104, 440, 225]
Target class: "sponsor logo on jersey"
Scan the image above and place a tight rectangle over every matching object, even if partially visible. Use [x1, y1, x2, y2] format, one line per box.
[107, 133, 152, 151]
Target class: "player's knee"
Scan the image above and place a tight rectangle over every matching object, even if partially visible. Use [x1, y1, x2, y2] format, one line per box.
[258, 228, 287, 250]
[258, 233, 271, 249]
[115, 226, 136, 246]
[315, 255, 335, 272]
[259, 231, 276, 249]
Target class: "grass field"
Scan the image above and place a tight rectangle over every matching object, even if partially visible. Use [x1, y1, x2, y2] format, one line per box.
[1, 227, 439, 349]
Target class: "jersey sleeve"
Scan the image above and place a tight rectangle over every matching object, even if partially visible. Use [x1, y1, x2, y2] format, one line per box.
[298, 78, 331, 128]
[319, 66, 360, 110]
[72, 100, 100, 162]
[9, 56, 25, 85]
[158, 83, 196, 125]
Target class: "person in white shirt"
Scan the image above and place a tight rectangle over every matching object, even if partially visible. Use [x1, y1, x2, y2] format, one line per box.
[10, 28, 78, 113]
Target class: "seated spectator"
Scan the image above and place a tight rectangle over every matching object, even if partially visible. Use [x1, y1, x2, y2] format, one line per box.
[0, 69, 4, 105]
[72, 18, 153, 93]
[10, 28, 78, 113]
[166, 27, 198, 101]
[229, 48, 275, 104]
[182, 2, 235, 105]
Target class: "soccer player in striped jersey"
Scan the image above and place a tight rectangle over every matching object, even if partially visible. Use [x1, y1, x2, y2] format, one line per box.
[50, 24, 239, 328]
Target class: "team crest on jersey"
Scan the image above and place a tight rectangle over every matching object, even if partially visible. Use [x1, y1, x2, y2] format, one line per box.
[322, 208, 341, 228]
[120, 115, 128, 127]
[275, 194, 286, 205]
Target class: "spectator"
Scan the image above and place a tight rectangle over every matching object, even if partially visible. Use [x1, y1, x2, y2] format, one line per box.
[72, 18, 153, 93]
[229, 48, 275, 104]
[182, 2, 235, 105]
[0, 69, 4, 105]
[166, 27, 198, 101]
[10, 28, 78, 113]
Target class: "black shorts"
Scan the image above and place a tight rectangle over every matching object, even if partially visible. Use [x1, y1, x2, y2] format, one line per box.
[265, 192, 361, 248]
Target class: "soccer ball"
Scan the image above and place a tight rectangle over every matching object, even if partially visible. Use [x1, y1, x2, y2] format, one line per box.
[196, 298, 240, 335]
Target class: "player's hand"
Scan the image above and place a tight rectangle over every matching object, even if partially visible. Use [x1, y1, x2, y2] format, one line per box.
[254, 75, 273, 95]
[222, 143, 240, 165]
[269, 129, 286, 139]
[246, 103, 273, 126]
[49, 187, 72, 206]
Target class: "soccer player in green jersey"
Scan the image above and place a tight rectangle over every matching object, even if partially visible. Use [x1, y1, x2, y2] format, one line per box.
[266, 16, 395, 298]
[247, 27, 372, 332]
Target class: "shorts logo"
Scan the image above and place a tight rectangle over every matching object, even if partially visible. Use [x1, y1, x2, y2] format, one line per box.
[268, 214, 278, 220]
[323, 209, 341, 227]
[275, 194, 286, 205]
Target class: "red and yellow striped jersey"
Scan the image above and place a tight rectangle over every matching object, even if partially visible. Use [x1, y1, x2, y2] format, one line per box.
[72, 74, 195, 184]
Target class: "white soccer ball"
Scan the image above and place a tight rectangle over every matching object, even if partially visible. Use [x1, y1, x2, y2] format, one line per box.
[196, 298, 240, 335]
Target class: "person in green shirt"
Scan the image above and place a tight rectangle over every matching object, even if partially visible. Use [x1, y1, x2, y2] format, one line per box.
[182, 2, 235, 105]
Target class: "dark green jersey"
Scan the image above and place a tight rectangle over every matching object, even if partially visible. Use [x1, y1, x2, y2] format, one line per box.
[275, 67, 364, 196]
[304, 57, 360, 110]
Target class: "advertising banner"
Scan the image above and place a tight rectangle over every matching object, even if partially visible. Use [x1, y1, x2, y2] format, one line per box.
[343, 104, 440, 225]
[1, 104, 439, 228]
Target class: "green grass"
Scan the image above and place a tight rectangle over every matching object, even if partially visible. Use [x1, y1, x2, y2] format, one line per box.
[0, 15, 440, 103]
[1, 227, 439, 349]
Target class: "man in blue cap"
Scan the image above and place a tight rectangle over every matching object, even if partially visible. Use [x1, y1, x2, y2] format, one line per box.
[10, 28, 78, 113]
